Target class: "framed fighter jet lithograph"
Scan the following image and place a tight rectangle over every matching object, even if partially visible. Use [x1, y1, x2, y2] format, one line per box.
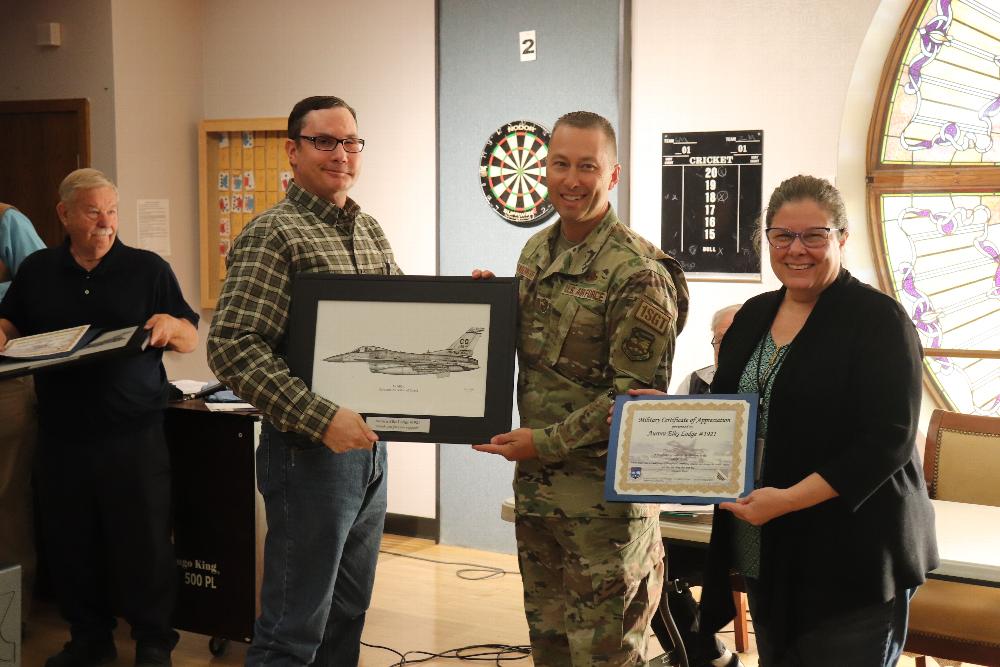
[286, 274, 517, 444]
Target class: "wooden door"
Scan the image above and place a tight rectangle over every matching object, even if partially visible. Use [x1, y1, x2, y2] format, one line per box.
[0, 99, 90, 248]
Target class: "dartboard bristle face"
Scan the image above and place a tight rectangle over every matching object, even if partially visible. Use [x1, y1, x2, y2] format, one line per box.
[480, 120, 556, 227]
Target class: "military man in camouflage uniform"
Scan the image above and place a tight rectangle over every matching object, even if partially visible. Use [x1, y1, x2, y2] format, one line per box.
[474, 111, 688, 665]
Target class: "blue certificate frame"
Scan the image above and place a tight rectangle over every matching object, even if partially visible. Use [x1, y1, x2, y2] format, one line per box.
[604, 393, 758, 504]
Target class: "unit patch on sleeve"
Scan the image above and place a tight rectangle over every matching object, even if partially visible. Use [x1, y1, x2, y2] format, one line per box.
[622, 327, 656, 361]
[633, 298, 671, 335]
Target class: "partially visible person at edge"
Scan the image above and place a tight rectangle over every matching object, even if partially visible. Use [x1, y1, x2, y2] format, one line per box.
[472, 110, 689, 666]
[699, 175, 937, 666]
[674, 303, 742, 395]
[0, 203, 46, 625]
[0, 168, 199, 667]
[208, 96, 401, 667]
[651, 303, 745, 667]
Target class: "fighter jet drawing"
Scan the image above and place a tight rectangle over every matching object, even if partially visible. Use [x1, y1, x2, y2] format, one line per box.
[323, 327, 484, 378]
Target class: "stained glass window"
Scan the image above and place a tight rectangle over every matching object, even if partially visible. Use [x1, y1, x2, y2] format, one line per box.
[870, 0, 1000, 417]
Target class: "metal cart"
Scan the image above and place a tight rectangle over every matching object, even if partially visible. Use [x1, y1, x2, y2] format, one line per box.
[166, 400, 263, 656]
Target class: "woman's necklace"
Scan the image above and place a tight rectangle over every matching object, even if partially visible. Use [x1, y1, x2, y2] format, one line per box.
[750, 335, 790, 486]
[765, 346, 781, 369]
[755, 336, 790, 393]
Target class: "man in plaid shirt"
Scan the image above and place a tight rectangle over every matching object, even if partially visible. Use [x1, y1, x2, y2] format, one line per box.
[208, 96, 401, 667]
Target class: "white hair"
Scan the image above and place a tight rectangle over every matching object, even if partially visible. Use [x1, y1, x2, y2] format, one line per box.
[711, 304, 742, 332]
[58, 168, 117, 205]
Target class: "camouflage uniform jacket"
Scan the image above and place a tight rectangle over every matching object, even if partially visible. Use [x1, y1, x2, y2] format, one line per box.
[514, 206, 688, 518]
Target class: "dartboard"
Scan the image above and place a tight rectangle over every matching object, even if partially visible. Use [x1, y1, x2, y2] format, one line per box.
[479, 120, 556, 227]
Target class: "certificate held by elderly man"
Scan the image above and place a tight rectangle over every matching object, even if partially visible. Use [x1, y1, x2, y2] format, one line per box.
[605, 394, 758, 504]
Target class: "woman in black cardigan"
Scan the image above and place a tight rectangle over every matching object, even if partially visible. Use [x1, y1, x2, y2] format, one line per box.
[693, 175, 938, 666]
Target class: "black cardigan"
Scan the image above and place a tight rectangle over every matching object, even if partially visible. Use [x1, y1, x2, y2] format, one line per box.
[699, 269, 939, 646]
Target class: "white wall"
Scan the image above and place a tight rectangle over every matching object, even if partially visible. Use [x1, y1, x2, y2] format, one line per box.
[631, 0, 939, 441]
[0, 0, 117, 175]
[631, 0, 880, 385]
[109, 0, 206, 381]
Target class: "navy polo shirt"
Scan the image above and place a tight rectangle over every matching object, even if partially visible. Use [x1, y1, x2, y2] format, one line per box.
[0, 237, 198, 435]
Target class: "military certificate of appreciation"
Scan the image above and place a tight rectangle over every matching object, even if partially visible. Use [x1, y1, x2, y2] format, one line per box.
[1, 324, 90, 358]
[604, 394, 758, 504]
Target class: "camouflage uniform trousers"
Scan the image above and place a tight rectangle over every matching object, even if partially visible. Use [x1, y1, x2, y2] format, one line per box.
[515, 513, 664, 666]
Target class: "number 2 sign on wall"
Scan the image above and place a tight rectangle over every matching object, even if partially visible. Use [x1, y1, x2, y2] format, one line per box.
[519, 30, 536, 62]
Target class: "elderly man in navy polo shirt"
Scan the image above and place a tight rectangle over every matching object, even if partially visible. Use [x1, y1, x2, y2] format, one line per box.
[0, 168, 198, 667]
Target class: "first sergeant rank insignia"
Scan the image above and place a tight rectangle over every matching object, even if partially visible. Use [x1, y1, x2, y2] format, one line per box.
[634, 298, 671, 334]
[622, 327, 655, 361]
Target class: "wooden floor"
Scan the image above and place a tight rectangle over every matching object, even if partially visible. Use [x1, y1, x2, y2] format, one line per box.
[20, 534, 976, 667]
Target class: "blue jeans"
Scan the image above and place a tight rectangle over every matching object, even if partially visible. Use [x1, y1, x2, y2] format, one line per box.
[745, 578, 915, 667]
[247, 425, 387, 667]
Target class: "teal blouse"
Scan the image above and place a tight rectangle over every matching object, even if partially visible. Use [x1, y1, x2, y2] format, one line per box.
[731, 330, 790, 579]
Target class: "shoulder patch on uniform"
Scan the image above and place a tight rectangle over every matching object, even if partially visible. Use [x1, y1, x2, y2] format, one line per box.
[516, 263, 537, 280]
[622, 327, 656, 361]
[633, 298, 671, 335]
[562, 283, 607, 303]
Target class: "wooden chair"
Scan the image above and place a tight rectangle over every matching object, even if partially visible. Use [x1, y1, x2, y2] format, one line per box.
[730, 574, 749, 654]
[905, 409, 1000, 667]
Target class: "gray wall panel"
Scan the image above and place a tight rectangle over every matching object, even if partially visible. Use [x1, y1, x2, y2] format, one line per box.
[438, 0, 623, 552]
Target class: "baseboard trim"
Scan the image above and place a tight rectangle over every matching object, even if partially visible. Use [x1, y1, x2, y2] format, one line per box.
[384, 513, 438, 540]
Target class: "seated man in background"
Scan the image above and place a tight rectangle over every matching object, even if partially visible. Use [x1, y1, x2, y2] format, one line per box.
[0, 168, 198, 667]
[674, 304, 741, 395]
[0, 202, 46, 626]
[653, 303, 744, 667]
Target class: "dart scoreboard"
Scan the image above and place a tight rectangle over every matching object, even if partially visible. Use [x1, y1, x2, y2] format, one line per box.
[661, 130, 763, 280]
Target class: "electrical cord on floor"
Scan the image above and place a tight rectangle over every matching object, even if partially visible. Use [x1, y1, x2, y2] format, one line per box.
[378, 549, 520, 580]
[361, 641, 530, 666]
[367, 551, 529, 664]
[362, 640, 406, 664]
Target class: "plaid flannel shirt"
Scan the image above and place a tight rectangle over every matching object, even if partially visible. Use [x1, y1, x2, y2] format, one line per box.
[207, 181, 401, 442]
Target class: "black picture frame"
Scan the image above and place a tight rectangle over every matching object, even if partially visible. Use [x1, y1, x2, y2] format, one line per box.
[286, 274, 517, 444]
